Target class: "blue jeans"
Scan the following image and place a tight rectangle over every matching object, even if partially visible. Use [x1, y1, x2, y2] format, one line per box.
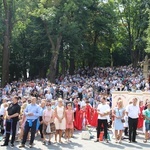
[145, 122, 150, 131]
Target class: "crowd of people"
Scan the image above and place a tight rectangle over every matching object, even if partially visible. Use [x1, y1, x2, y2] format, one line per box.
[0, 66, 150, 148]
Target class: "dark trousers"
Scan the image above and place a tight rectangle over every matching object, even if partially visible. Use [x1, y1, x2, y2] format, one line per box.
[5, 119, 18, 145]
[39, 116, 43, 138]
[0, 116, 4, 134]
[22, 119, 37, 145]
[124, 127, 128, 136]
[78, 93, 82, 100]
[97, 119, 108, 139]
[128, 117, 138, 142]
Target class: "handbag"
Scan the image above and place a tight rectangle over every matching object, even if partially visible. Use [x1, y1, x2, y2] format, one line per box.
[50, 122, 56, 133]
[118, 109, 125, 123]
[46, 123, 51, 134]
[121, 118, 125, 123]
[81, 131, 90, 140]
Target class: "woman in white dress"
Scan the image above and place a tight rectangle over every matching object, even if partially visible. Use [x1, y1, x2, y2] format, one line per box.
[54, 98, 66, 143]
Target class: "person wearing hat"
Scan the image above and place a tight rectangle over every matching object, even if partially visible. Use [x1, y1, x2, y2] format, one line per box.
[1, 96, 21, 147]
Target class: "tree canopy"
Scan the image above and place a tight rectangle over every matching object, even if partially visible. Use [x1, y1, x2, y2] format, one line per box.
[0, 0, 150, 87]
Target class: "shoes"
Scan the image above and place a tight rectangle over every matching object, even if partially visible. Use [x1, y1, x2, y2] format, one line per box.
[118, 140, 122, 144]
[1, 143, 8, 146]
[58, 141, 63, 144]
[68, 140, 72, 143]
[132, 141, 137, 143]
[54, 140, 57, 144]
[105, 140, 109, 143]
[43, 141, 46, 145]
[29, 144, 33, 148]
[10, 143, 14, 147]
[48, 141, 51, 145]
[143, 139, 147, 143]
[19, 144, 25, 148]
[94, 140, 99, 142]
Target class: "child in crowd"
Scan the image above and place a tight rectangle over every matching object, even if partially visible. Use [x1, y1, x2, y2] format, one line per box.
[65, 103, 74, 142]
[124, 114, 128, 137]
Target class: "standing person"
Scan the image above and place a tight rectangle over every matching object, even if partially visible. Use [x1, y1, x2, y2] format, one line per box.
[94, 97, 110, 143]
[1, 96, 21, 147]
[124, 101, 132, 137]
[17, 103, 28, 142]
[65, 103, 74, 142]
[19, 97, 41, 148]
[54, 98, 66, 143]
[143, 100, 150, 143]
[39, 100, 46, 142]
[85, 100, 92, 125]
[126, 98, 140, 143]
[113, 100, 125, 143]
[137, 100, 144, 129]
[0, 98, 7, 135]
[42, 100, 54, 145]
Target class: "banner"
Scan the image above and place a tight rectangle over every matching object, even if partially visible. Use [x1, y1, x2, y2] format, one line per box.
[112, 91, 150, 108]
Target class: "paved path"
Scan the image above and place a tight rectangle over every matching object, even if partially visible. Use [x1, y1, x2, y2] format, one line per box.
[0, 128, 149, 150]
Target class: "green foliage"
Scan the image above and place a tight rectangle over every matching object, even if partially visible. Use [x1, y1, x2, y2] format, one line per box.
[145, 10, 150, 53]
[0, 0, 150, 82]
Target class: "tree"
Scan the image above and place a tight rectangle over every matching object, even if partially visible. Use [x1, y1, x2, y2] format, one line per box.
[1, 0, 14, 87]
[116, 0, 150, 67]
[145, 10, 150, 53]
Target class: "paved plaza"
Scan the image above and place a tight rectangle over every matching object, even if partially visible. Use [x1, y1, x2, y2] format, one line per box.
[0, 128, 149, 150]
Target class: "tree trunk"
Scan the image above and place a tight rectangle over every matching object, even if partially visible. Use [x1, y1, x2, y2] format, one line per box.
[60, 46, 66, 76]
[39, 67, 45, 78]
[48, 35, 62, 83]
[23, 69, 27, 80]
[49, 49, 60, 83]
[0, 46, 2, 87]
[69, 57, 75, 75]
[132, 48, 139, 68]
[2, 0, 13, 87]
[43, 21, 62, 83]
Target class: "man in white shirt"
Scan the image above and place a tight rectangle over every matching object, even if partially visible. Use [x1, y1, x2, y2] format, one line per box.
[94, 97, 110, 143]
[126, 98, 140, 143]
[0, 98, 7, 116]
[0, 98, 7, 134]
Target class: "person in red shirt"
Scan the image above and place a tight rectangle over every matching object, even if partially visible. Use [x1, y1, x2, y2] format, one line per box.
[85, 100, 92, 125]
[73, 99, 80, 130]
[90, 108, 98, 127]
[137, 100, 144, 129]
